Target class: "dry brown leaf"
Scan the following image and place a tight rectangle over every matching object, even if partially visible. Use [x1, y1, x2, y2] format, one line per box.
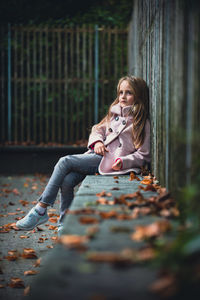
[20, 235, 29, 239]
[137, 247, 156, 262]
[19, 200, 29, 206]
[12, 188, 21, 195]
[99, 211, 118, 219]
[87, 251, 132, 265]
[9, 277, 25, 288]
[131, 220, 172, 241]
[24, 270, 38, 276]
[0, 284, 5, 288]
[96, 197, 108, 205]
[58, 234, 89, 249]
[5, 250, 19, 261]
[79, 216, 99, 224]
[86, 226, 99, 238]
[24, 286, 31, 296]
[149, 274, 178, 298]
[22, 248, 37, 259]
[140, 179, 153, 185]
[48, 225, 58, 230]
[49, 217, 58, 223]
[33, 258, 41, 267]
[139, 184, 157, 192]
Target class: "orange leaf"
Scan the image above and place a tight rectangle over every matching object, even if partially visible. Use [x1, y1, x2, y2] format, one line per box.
[24, 286, 31, 296]
[24, 270, 38, 276]
[12, 188, 20, 195]
[33, 258, 41, 267]
[79, 216, 99, 224]
[99, 211, 118, 219]
[86, 226, 99, 238]
[21, 248, 37, 259]
[20, 235, 29, 239]
[9, 277, 25, 288]
[131, 220, 171, 241]
[48, 225, 57, 230]
[140, 179, 153, 185]
[58, 234, 89, 248]
[129, 172, 140, 181]
[49, 217, 58, 223]
[87, 251, 132, 265]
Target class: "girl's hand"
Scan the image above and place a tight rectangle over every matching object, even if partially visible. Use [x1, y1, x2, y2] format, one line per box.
[112, 159, 122, 170]
[94, 142, 109, 156]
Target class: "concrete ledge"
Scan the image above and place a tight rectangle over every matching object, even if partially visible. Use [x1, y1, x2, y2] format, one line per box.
[29, 175, 160, 300]
[0, 146, 87, 175]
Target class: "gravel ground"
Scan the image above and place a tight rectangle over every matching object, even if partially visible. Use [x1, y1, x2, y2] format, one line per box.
[0, 174, 69, 300]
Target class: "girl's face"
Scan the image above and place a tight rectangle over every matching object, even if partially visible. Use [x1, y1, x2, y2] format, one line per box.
[118, 80, 134, 108]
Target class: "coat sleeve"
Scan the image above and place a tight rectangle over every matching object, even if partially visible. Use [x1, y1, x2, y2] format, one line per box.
[118, 120, 151, 169]
[87, 123, 106, 149]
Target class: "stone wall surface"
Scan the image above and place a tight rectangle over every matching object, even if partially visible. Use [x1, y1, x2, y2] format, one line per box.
[128, 0, 200, 193]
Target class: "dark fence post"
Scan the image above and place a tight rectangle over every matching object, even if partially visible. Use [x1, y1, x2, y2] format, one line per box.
[8, 23, 12, 142]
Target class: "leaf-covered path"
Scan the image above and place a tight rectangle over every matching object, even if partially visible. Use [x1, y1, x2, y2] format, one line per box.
[0, 174, 60, 300]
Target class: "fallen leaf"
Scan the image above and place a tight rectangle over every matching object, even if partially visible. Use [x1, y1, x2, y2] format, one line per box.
[86, 226, 99, 238]
[79, 216, 99, 224]
[140, 179, 153, 185]
[129, 172, 140, 181]
[24, 286, 31, 296]
[87, 251, 132, 265]
[131, 220, 172, 241]
[0, 284, 5, 288]
[49, 217, 58, 223]
[96, 197, 108, 205]
[9, 277, 25, 288]
[48, 225, 57, 230]
[58, 234, 89, 249]
[19, 200, 29, 206]
[21, 248, 37, 259]
[33, 258, 41, 267]
[99, 211, 118, 219]
[24, 270, 38, 276]
[12, 188, 21, 196]
[149, 274, 178, 298]
[20, 235, 29, 239]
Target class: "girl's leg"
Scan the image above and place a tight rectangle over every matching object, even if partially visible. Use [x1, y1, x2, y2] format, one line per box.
[37, 152, 101, 206]
[58, 171, 86, 224]
[16, 153, 101, 230]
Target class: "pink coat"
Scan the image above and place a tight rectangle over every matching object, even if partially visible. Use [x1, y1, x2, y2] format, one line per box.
[86, 103, 151, 175]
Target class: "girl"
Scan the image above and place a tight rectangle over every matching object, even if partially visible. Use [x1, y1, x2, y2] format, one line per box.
[16, 76, 150, 234]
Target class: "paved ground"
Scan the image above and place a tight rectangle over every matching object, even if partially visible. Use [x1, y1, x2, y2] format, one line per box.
[0, 174, 179, 300]
[0, 174, 65, 300]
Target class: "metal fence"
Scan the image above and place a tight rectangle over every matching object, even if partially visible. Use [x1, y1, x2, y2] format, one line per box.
[0, 25, 128, 145]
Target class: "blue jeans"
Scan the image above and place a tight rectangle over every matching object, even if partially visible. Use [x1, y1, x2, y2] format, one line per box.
[38, 152, 102, 223]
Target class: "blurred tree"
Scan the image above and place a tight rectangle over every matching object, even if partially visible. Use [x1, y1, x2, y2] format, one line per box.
[0, 0, 133, 25]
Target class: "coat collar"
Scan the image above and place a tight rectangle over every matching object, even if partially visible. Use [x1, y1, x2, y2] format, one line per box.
[110, 103, 133, 117]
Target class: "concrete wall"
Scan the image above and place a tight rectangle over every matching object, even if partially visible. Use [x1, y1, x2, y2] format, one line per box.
[128, 0, 200, 193]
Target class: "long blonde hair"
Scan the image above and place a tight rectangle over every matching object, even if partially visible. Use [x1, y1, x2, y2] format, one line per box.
[96, 76, 149, 149]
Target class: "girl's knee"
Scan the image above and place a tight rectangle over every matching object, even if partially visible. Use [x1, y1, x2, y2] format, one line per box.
[55, 156, 70, 169]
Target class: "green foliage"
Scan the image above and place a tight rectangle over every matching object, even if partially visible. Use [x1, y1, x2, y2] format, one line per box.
[0, 0, 133, 26]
